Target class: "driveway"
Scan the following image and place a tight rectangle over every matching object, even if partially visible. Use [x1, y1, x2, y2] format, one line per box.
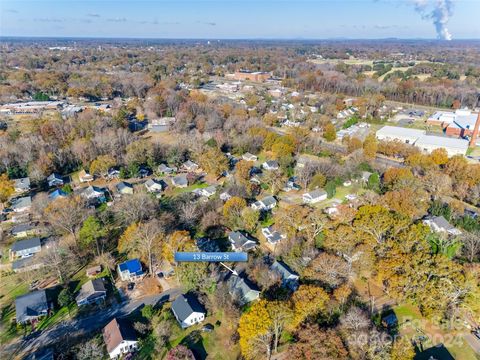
[1, 288, 181, 360]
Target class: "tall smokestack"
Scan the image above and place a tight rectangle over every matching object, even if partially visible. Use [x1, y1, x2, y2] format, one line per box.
[470, 111, 480, 148]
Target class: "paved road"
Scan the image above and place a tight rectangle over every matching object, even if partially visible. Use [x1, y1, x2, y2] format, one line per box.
[2, 288, 181, 360]
[464, 333, 480, 355]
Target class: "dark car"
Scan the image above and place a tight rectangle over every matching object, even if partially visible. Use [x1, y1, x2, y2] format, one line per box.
[127, 282, 135, 291]
[201, 323, 214, 332]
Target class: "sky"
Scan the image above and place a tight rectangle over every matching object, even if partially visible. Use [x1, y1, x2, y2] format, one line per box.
[0, 0, 479, 39]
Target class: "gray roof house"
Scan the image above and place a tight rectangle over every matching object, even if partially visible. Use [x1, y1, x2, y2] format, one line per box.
[262, 160, 279, 171]
[171, 174, 188, 188]
[15, 290, 50, 323]
[195, 185, 216, 198]
[302, 189, 327, 204]
[227, 275, 260, 305]
[47, 173, 64, 187]
[12, 256, 43, 273]
[81, 186, 106, 200]
[228, 231, 257, 252]
[242, 152, 258, 162]
[76, 278, 107, 306]
[14, 177, 31, 193]
[171, 294, 206, 329]
[261, 227, 286, 245]
[158, 163, 177, 174]
[271, 261, 299, 291]
[182, 160, 199, 172]
[251, 196, 277, 211]
[116, 181, 134, 195]
[423, 216, 462, 236]
[11, 196, 32, 212]
[11, 223, 34, 238]
[144, 179, 163, 193]
[10, 237, 41, 259]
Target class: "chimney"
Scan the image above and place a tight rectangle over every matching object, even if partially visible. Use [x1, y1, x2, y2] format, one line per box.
[470, 111, 480, 148]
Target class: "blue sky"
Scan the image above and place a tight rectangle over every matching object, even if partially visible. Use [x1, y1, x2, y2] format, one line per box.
[0, 0, 479, 39]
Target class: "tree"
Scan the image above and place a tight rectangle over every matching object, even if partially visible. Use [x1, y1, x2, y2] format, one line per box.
[238, 300, 292, 360]
[79, 215, 107, 256]
[113, 192, 157, 225]
[90, 155, 116, 178]
[291, 285, 329, 328]
[76, 338, 105, 360]
[43, 195, 89, 242]
[235, 160, 253, 186]
[241, 207, 260, 233]
[325, 180, 336, 198]
[430, 148, 449, 166]
[391, 336, 415, 360]
[367, 172, 380, 191]
[118, 220, 164, 276]
[461, 231, 480, 263]
[58, 287, 74, 308]
[309, 173, 326, 190]
[304, 253, 351, 288]
[0, 173, 14, 207]
[363, 133, 378, 159]
[166, 345, 195, 360]
[223, 197, 247, 230]
[289, 325, 349, 360]
[323, 123, 336, 141]
[198, 147, 229, 176]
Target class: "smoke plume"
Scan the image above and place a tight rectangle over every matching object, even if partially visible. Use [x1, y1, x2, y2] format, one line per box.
[413, 0, 454, 40]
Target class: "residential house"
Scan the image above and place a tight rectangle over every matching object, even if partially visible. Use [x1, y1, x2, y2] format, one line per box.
[81, 186, 106, 203]
[107, 168, 120, 180]
[11, 223, 35, 238]
[116, 182, 134, 195]
[78, 169, 94, 183]
[271, 261, 299, 291]
[182, 160, 199, 172]
[262, 160, 279, 171]
[220, 190, 232, 201]
[171, 294, 206, 329]
[194, 185, 216, 198]
[251, 196, 277, 211]
[14, 177, 30, 193]
[12, 256, 43, 273]
[242, 152, 258, 162]
[261, 227, 286, 245]
[76, 278, 107, 306]
[103, 318, 138, 359]
[138, 167, 151, 178]
[117, 259, 144, 281]
[423, 216, 462, 236]
[229, 231, 257, 252]
[15, 290, 50, 324]
[302, 189, 327, 204]
[147, 117, 176, 133]
[171, 174, 188, 188]
[345, 194, 357, 201]
[227, 274, 260, 305]
[10, 237, 41, 259]
[47, 173, 64, 187]
[144, 179, 163, 193]
[283, 177, 301, 192]
[48, 189, 68, 201]
[11, 196, 32, 212]
[158, 163, 177, 174]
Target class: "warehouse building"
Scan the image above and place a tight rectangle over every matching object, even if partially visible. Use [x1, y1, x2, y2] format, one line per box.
[375, 126, 425, 144]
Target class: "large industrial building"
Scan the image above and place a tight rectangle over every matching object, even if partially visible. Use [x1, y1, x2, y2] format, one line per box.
[375, 125, 470, 156]
[427, 109, 479, 138]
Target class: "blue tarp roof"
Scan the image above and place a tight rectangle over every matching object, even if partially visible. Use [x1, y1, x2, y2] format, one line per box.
[118, 259, 143, 275]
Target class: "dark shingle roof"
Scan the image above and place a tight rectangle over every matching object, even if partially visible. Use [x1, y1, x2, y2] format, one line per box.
[171, 294, 205, 322]
[11, 237, 41, 252]
[15, 290, 48, 323]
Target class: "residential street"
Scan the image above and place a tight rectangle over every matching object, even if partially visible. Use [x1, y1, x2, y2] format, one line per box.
[1, 288, 181, 360]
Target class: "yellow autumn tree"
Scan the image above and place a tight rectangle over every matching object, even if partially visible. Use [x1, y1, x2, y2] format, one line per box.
[291, 285, 329, 328]
[0, 174, 14, 205]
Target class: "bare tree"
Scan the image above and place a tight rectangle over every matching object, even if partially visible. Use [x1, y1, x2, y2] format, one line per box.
[461, 231, 480, 263]
[113, 192, 157, 225]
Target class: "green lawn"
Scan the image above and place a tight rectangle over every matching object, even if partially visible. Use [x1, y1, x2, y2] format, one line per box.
[393, 304, 479, 360]
[172, 182, 209, 196]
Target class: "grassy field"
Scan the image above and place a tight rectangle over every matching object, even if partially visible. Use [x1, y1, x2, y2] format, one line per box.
[393, 304, 479, 360]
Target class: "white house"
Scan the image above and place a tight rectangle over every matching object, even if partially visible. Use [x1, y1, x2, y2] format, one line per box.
[302, 189, 327, 204]
[171, 294, 206, 329]
[14, 178, 30, 193]
[11, 196, 32, 212]
[229, 231, 257, 252]
[262, 160, 280, 171]
[242, 152, 258, 162]
[103, 318, 138, 359]
[261, 227, 286, 245]
[10, 237, 41, 259]
[182, 160, 199, 172]
[423, 216, 462, 236]
[78, 169, 94, 183]
[76, 278, 107, 306]
[251, 196, 277, 211]
[144, 179, 163, 193]
[47, 173, 64, 187]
